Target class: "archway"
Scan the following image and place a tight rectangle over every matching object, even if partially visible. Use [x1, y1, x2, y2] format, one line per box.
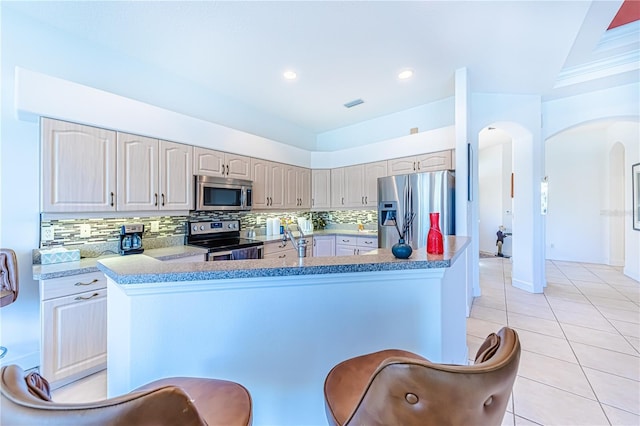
[475, 121, 545, 294]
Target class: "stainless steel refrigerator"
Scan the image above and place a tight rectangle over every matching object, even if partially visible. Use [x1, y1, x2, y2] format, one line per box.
[378, 171, 455, 249]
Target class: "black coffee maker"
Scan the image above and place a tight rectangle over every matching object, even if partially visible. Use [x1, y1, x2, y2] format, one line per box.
[119, 223, 144, 255]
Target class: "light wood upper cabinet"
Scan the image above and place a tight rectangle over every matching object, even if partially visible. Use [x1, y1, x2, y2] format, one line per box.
[285, 166, 311, 209]
[343, 165, 365, 208]
[159, 140, 193, 210]
[193, 147, 251, 180]
[41, 118, 117, 212]
[331, 167, 345, 208]
[363, 161, 387, 206]
[387, 150, 453, 175]
[312, 169, 331, 210]
[117, 133, 192, 211]
[251, 158, 285, 209]
[335, 161, 386, 208]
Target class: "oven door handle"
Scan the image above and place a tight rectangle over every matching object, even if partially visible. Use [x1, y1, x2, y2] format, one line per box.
[207, 250, 234, 261]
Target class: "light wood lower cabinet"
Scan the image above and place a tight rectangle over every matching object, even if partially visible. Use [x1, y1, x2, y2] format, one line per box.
[40, 272, 107, 389]
[335, 236, 378, 255]
[312, 235, 335, 257]
[263, 238, 311, 259]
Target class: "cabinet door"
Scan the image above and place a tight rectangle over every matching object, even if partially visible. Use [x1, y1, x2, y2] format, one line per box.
[357, 236, 378, 254]
[298, 168, 311, 209]
[193, 147, 225, 176]
[117, 133, 159, 211]
[269, 162, 286, 209]
[251, 158, 270, 209]
[387, 156, 418, 176]
[41, 118, 117, 212]
[41, 289, 107, 387]
[363, 161, 387, 207]
[335, 244, 356, 256]
[343, 164, 364, 208]
[416, 150, 452, 172]
[330, 168, 345, 208]
[284, 165, 299, 209]
[159, 140, 192, 210]
[312, 169, 331, 209]
[225, 153, 252, 180]
[313, 236, 335, 257]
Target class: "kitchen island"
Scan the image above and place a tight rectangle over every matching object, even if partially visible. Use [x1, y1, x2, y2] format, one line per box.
[98, 236, 471, 426]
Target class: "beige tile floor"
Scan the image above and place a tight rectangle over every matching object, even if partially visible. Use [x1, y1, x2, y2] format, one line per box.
[469, 258, 640, 426]
[53, 258, 640, 425]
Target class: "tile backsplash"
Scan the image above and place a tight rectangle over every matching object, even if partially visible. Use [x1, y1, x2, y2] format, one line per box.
[40, 210, 379, 248]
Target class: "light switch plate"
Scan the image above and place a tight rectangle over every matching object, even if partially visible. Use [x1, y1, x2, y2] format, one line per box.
[80, 224, 91, 238]
[42, 227, 54, 241]
[151, 221, 160, 232]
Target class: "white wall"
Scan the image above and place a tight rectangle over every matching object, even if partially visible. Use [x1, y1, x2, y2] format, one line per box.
[608, 122, 640, 281]
[316, 97, 455, 151]
[545, 127, 609, 263]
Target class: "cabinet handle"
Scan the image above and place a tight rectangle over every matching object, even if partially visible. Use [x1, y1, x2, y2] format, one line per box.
[342, 239, 350, 243]
[161, 193, 165, 206]
[417, 162, 421, 170]
[312, 198, 315, 206]
[110, 192, 115, 207]
[154, 193, 158, 206]
[226, 164, 230, 175]
[341, 197, 344, 205]
[279, 254, 286, 258]
[365, 196, 368, 204]
[364, 241, 373, 245]
[362, 196, 364, 205]
[353, 249, 357, 255]
[413, 161, 416, 171]
[75, 278, 99, 286]
[75, 292, 100, 301]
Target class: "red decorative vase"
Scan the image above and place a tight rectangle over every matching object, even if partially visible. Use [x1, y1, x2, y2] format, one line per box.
[427, 212, 444, 254]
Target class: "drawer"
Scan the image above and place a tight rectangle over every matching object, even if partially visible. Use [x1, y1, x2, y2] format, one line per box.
[263, 240, 292, 254]
[357, 237, 377, 248]
[336, 236, 356, 246]
[40, 272, 107, 301]
[264, 247, 296, 260]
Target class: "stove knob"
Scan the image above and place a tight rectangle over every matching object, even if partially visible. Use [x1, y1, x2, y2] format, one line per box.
[200, 225, 205, 231]
[228, 223, 233, 229]
[192, 225, 198, 232]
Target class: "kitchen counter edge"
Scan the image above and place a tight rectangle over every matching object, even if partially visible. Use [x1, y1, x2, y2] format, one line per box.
[97, 236, 470, 285]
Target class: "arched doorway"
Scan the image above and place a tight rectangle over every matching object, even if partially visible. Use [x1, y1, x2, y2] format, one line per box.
[475, 121, 545, 294]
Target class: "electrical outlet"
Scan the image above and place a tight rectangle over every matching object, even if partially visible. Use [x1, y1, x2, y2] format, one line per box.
[80, 224, 91, 238]
[367, 213, 373, 221]
[42, 227, 54, 241]
[151, 221, 160, 232]
[256, 216, 263, 225]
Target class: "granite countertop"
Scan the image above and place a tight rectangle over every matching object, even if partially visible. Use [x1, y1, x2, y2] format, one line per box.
[33, 245, 207, 280]
[97, 236, 470, 285]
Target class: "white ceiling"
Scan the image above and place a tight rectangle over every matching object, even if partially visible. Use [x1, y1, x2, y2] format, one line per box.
[4, 1, 636, 140]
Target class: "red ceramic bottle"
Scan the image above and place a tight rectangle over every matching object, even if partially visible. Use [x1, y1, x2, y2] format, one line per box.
[427, 212, 444, 254]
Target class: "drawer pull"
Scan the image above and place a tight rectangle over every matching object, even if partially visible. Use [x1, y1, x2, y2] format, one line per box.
[364, 241, 373, 245]
[75, 292, 100, 301]
[75, 279, 99, 286]
[278, 254, 286, 258]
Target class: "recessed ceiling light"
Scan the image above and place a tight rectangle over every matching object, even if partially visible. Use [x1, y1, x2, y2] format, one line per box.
[398, 69, 414, 80]
[283, 70, 297, 80]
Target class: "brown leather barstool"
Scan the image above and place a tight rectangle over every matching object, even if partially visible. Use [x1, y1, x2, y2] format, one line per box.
[0, 248, 19, 359]
[324, 327, 520, 426]
[1, 365, 253, 426]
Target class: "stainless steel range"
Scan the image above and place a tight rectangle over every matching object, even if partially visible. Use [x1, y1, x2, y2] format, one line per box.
[186, 220, 264, 261]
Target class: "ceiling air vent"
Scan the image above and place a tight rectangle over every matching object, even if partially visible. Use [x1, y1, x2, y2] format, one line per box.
[344, 98, 364, 108]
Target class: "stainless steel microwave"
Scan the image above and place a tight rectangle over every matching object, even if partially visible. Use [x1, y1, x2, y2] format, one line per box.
[194, 175, 253, 211]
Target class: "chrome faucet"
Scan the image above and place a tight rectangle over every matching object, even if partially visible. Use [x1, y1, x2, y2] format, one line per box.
[282, 224, 308, 258]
